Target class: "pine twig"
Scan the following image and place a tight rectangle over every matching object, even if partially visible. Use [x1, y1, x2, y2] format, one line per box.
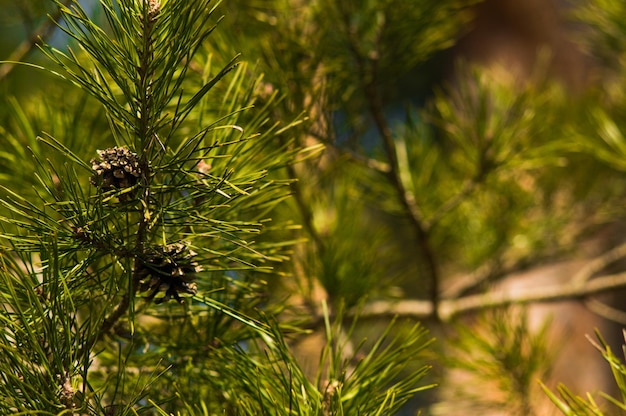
[425, 178, 478, 229]
[308, 130, 392, 175]
[585, 298, 626, 325]
[336, 3, 441, 319]
[572, 240, 626, 284]
[286, 162, 326, 257]
[98, 288, 133, 340]
[99, 1, 157, 338]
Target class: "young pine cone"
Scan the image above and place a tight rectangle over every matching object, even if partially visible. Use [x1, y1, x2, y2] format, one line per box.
[137, 243, 200, 304]
[90, 147, 142, 200]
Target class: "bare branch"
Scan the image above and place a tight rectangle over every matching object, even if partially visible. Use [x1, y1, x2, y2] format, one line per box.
[442, 272, 626, 318]
[440, 260, 499, 298]
[0, 1, 71, 81]
[585, 298, 626, 325]
[572, 240, 626, 284]
[307, 130, 392, 175]
[359, 271, 626, 322]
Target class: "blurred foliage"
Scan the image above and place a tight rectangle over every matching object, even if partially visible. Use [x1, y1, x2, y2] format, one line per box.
[440, 308, 552, 415]
[540, 0, 626, 413]
[543, 330, 626, 416]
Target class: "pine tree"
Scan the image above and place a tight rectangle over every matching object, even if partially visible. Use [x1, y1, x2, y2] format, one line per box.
[0, 0, 434, 414]
[3, 0, 626, 415]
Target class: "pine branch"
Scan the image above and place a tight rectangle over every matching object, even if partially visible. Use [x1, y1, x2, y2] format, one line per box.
[97, 0, 158, 339]
[286, 162, 326, 257]
[307, 130, 392, 175]
[98, 289, 132, 340]
[336, 3, 441, 319]
[572, 240, 626, 284]
[359, 270, 626, 322]
[585, 298, 626, 325]
[425, 178, 478, 229]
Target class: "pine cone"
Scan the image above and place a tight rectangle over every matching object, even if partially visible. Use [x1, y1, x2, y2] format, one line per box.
[147, 0, 161, 21]
[137, 243, 200, 304]
[90, 147, 142, 200]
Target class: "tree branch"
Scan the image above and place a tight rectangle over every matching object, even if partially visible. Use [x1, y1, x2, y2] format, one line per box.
[585, 298, 626, 325]
[358, 271, 626, 322]
[307, 130, 391, 175]
[335, 3, 441, 319]
[0, 1, 71, 81]
[572, 240, 626, 284]
[425, 178, 477, 229]
[99, 2, 157, 338]
[286, 162, 326, 256]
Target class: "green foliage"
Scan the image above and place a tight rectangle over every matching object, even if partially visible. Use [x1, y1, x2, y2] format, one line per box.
[570, 0, 626, 175]
[571, 0, 626, 69]
[0, 248, 92, 414]
[542, 330, 626, 416]
[0, 0, 435, 414]
[5, 0, 626, 414]
[183, 305, 434, 416]
[442, 308, 552, 415]
[420, 64, 581, 269]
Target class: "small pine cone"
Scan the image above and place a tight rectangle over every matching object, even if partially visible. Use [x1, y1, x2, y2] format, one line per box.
[137, 243, 200, 304]
[90, 147, 142, 200]
[147, 0, 161, 21]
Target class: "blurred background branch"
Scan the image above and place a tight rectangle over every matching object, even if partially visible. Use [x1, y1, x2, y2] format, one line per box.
[0, 0, 71, 80]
